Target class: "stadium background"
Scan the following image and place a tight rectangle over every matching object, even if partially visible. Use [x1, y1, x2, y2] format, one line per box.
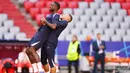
[0, 0, 130, 73]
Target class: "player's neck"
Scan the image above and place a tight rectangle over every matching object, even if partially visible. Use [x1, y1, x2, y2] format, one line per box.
[52, 11, 57, 14]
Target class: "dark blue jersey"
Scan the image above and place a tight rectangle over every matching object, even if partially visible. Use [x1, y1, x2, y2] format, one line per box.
[28, 13, 60, 49]
[41, 20, 68, 68]
[47, 20, 68, 46]
[38, 14, 60, 31]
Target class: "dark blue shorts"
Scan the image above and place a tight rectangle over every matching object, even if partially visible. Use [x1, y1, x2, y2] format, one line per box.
[28, 28, 50, 50]
[41, 42, 57, 68]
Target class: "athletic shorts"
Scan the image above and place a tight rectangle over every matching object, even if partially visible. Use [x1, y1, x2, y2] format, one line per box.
[41, 42, 57, 68]
[28, 28, 50, 50]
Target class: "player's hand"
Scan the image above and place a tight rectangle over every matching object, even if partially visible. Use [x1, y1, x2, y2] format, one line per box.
[40, 17, 46, 25]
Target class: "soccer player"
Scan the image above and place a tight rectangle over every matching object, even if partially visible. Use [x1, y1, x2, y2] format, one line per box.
[41, 14, 72, 73]
[26, 2, 72, 73]
[26, 2, 62, 73]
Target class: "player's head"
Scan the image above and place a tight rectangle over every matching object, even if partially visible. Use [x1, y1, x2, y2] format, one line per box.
[97, 33, 101, 40]
[60, 14, 73, 22]
[49, 2, 60, 12]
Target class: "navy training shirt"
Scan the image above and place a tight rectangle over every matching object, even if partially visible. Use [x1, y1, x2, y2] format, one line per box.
[47, 20, 68, 46]
[34, 14, 60, 46]
[37, 13, 60, 37]
[38, 14, 60, 31]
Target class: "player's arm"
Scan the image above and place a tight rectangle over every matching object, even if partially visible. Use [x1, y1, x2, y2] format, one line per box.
[40, 14, 59, 29]
[52, 14, 68, 28]
[44, 20, 57, 29]
[45, 20, 68, 29]
[40, 17, 56, 29]
[41, 17, 68, 29]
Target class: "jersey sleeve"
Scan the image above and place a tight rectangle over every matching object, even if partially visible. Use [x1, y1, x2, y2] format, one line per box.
[56, 20, 68, 28]
[52, 14, 68, 28]
[52, 14, 60, 24]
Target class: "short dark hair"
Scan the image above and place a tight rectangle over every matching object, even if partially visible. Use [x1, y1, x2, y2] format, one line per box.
[54, 2, 60, 10]
[68, 14, 73, 22]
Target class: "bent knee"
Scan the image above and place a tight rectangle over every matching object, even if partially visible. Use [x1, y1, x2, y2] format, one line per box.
[26, 48, 30, 55]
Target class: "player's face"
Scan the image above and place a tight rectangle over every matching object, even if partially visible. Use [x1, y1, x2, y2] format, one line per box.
[60, 14, 71, 22]
[49, 2, 57, 12]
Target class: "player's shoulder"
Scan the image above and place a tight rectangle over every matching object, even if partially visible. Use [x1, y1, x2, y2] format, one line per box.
[62, 20, 69, 24]
[54, 13, 60, 17]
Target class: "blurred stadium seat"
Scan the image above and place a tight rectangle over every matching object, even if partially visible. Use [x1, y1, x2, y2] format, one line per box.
[59, 2, 67, 8]
[116, 0, 125, 3]
[116, 29, 126, 36]
[24, 1, 34, 12]
[35, 1, 45, 9]
[96, 9, 106, 16]
[36, 14, 45, 25]
[90, 2, 100, 9]
[4, 32, 15, 40]
[111, 35, 122, 41]
[29, 7, 40, 19]
[104, 29, 115, 36]
[100, 2, 110, 10]
[0, 0, 130, 73]
[105, 0, 115, 2]
[111, 2, 121, 10]
[1, 0, 130, 42]
[121, 3, 130, 10]
[126, 0, 130, 2]
[68, 1, 78, 8]
[85, 0, 94, 2]
[78, 2, 88, 9]
[97, 21, 108, 29]
[109, 22, 119, 29]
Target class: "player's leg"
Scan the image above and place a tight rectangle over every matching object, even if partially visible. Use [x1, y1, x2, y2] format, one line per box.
[26, 47, 39, 72]
[26, 31, 41, 63]
[26, 47, 40, 63]
[41, 46, 50, 73]
[43, 64, 50, 73]
[26, 47, 45, 73]
[26, 31, 46, 72]
[45, 43, 57, 73]
[26, 37, 37, 64]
